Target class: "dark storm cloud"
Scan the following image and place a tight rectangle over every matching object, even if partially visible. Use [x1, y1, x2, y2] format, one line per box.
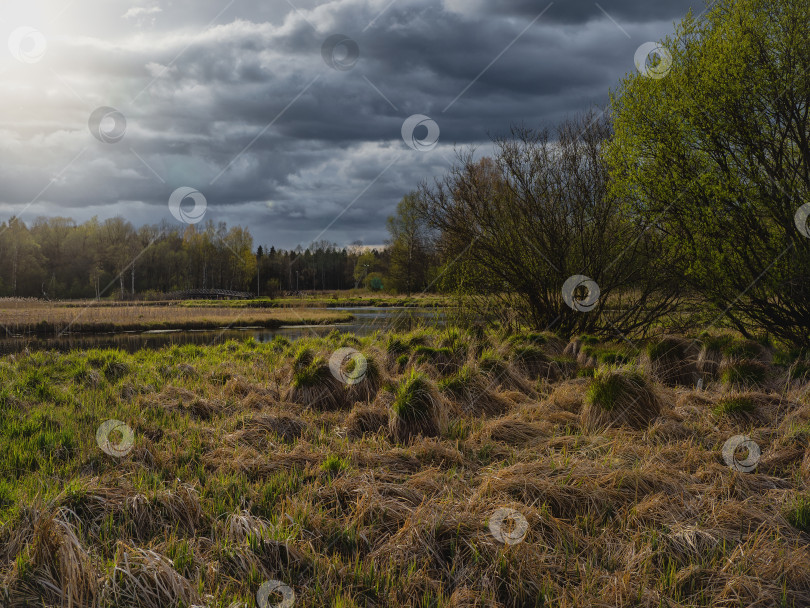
[453, 0, 700, 24]
[0, 0, 699, 248]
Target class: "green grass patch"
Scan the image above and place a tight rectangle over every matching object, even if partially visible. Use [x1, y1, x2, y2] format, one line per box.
[413, 345, 454, 364]
[321, 454, 350, 476]
[700, 333, 763, 360]
[256, 469, 304, 516]
[512, 345, 548, 364]
[479, 349, 508, 374]
[712, 395, 756, 417]
[437, 365, 477, 395]
[699, 332, 735, 352]
[720, 361, 768, 386]
[722, 341, 763, 360]
[785, 494, 810, 533]
[508, 332, 550, 346]
[444, 419, 470, 440]
[646, 337, 690, 361]
[598, 351, 630, 365]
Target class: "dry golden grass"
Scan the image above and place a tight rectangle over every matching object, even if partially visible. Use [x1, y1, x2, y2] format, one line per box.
[1, 328, 810, 607]
[0, 301, 352, 335]
[642, 335, 700, 386]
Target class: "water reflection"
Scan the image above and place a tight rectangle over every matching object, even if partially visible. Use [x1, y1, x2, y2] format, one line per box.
[0, 307, 446, 354]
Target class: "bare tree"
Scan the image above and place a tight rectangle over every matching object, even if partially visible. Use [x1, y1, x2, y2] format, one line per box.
[419, 112, 682, 337]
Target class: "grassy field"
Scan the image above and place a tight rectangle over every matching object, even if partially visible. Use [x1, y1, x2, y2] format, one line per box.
[0, 301, 353, 335]
[44, 293, 453, 310]
[1, 327, 810, 607]
[175, 293, 453, 309]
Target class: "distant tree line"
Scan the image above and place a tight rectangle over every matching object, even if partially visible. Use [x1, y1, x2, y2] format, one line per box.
[0, 215, 439, 299]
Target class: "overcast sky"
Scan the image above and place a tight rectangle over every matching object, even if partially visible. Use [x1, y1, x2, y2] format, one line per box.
[0, 0, 699, 249]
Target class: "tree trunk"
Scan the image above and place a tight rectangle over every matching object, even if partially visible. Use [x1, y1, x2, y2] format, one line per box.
[11, 246, 18, 296]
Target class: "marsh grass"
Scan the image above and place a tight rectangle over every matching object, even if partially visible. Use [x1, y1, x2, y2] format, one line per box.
[643, 335, 699, 386]
[345, 405, 389, 439]
[288, 346, 348, 410]
[0, 301, 352, 335]
[510, 345, 556, 381]
[712, 394, 757, 417]
[582, 367, 661, 432]
[785, 494, 810, 533]
[437, 364, 509, 416]
[389, 369, 444, 442]
[0, 327, 809, 607]
[478, 348, 533, 393]
[698, 333, 772, 384]
[719, 359, 770, 388]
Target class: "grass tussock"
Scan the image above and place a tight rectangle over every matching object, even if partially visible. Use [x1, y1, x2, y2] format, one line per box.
[30, 512, 98, 607]
[644, 335, 699, 386]
[389, 369, 445, 443]
[233, 413, 308, 446]
[698, 332, 772, 380]
[102, 544, 200, 608]
[477, 349, 533, 393]
[719, 359, 771, 389]
[510, 345, 556, 380]
[437, 364, 511, 416]
[581, 367, 661, 432]
[346, 404, 389, 439]
[347, 349, 385, 404]
[287, 347, 348, 410]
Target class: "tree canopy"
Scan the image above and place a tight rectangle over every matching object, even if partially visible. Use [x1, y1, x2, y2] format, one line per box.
[0, 216, 381, 299]
[607, 0, 810, 345]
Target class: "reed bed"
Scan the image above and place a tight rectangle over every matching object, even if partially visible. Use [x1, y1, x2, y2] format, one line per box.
[0, 302, 352, 336]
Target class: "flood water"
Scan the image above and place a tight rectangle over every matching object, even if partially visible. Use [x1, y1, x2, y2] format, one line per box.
[0, 307, 448, 354]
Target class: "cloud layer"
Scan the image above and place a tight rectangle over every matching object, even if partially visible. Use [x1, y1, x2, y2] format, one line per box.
[0, 0, 697, 248]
